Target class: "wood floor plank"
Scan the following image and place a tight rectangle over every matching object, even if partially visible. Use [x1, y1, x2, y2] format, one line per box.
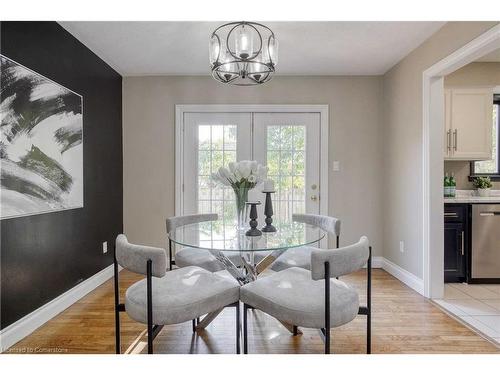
[5, 269, 500, 354]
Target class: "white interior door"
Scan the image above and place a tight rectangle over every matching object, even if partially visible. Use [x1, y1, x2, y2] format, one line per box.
[252, 113, 321, 221]
[182, 111, 322, 222]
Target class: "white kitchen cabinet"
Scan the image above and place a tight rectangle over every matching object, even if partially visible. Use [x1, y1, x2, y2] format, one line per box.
[444, 88, 493, 160]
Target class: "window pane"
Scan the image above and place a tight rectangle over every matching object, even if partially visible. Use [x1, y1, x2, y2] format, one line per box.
[211, 126, 224, 150]
[268, 126, 281, 150]
[199, 126, 211, 150]
[266, 124, 306, 221]
[198, 151, 211, 175]
[267, 151, 280, 175]
[474, 104, 498, 174]
[280, 151, 293, 175]
[198, 176, 211, 200]
[197, 124, 237, 223]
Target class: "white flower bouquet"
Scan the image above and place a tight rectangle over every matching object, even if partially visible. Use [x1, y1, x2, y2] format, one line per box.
[211, 160, 268, 230]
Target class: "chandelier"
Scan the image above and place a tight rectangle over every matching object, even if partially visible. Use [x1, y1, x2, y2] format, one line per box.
[209, 21, 278, 86]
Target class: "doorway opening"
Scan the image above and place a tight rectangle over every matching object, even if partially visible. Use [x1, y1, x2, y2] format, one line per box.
[423, 25, 500, 300]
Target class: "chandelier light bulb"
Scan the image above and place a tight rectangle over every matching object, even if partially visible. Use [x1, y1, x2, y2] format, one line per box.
[235, 24, 253, 59]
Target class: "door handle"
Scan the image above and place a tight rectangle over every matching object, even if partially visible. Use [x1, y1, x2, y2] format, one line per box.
[447, 130, 452, 153]
[461, 231, 464, 256]
[311, 195, 318, 201]
[444, 212, 458, 217]
[453, 129, 458, 151]
[479, 212, 497, 216]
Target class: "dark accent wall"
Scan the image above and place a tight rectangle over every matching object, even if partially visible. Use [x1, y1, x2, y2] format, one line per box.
[1, 22, 123, 329]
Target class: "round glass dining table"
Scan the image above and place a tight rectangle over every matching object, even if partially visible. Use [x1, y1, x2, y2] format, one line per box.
[168, 220, 325, 284]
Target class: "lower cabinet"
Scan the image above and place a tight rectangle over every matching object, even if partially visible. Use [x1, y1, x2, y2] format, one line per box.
[444, 204, 468, 283]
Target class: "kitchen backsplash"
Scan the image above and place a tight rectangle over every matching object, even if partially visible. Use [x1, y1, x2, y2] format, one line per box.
[445, 160, 500, 189]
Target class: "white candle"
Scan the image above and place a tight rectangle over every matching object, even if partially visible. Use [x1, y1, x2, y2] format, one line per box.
[262, 178, 275, 192]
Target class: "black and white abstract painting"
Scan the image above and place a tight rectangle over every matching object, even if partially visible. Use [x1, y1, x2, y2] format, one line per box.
[0, 55, 83, 219]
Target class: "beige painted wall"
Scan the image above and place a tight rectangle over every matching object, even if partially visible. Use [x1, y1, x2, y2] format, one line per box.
[444, 61, 500, 189]
[444, 61, 500, 87]
[123, 76, 384, 255]
[445, 160, 500, 189]
[382, 22, 499, 279]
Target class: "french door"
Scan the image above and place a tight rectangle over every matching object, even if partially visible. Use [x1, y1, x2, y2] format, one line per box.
[181, 110, 322, 223]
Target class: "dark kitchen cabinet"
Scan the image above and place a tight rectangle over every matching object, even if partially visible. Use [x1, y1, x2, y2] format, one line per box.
[444, 204, 467, 282]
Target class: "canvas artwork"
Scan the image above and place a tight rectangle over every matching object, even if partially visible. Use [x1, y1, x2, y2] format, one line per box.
[0, 55, 83, 219]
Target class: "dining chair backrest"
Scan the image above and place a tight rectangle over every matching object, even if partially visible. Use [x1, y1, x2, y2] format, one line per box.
[115, 234, 167, 277]
[292, 213, 341, 237]
[165, 213, 218, 233]
[310, 236, 369, 280]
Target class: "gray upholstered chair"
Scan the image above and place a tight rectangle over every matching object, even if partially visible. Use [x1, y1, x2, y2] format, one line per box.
[241, 236, 372, 354]
[271, 213, 341, 272]
[166, 213, 243, 272]
[113, 234, 241, 354]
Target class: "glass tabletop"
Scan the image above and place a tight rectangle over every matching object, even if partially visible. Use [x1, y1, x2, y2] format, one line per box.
[168, 220, 325, 252]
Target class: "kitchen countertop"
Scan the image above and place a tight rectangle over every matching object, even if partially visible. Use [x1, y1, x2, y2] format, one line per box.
[444, 190, 500, 203]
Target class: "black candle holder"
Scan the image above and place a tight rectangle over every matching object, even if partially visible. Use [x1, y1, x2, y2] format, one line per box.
[245, 201, 262, 237]
[261, 191, 277, 232]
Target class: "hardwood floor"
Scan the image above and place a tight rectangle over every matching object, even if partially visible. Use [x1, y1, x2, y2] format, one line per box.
[6, 269, 500, 354]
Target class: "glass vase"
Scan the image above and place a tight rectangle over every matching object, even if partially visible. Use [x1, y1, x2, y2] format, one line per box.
[234, 187, 249, 231]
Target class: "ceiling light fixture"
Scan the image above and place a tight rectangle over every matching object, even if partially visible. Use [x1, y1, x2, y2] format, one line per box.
[209, 21, 278, 86]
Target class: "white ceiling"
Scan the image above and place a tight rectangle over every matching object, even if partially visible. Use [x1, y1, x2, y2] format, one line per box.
[476, 48, 500, 62]
[60, 21, 445, 76]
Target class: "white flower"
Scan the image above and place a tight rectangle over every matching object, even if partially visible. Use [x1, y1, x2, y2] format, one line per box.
[219, 167, 232, 182]
[250, 160, 258, 174]
[234, 168, 242, 180]
[211, 160, 269, 188]
[228, 162, 236, 174]
[238, 161, 252, 179]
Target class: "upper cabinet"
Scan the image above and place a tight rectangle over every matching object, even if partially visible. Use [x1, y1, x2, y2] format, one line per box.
[444, 88, 493, 160]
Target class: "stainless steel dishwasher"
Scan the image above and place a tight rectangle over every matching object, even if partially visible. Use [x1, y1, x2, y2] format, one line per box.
[472, 204, 500, 280]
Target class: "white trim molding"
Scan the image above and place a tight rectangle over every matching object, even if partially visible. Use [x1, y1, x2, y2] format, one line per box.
[382, 258, 424, 295]
[0, 264, 117, 352]
[422, 24, 500, 299]
[371, 256, 384, 269]
[175, 104, 329, 216]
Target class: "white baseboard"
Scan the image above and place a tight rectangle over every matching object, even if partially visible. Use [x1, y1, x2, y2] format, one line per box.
[381, 257, 424, 295]
[371, 256, 384, 269]
[0, 263, 117, 352]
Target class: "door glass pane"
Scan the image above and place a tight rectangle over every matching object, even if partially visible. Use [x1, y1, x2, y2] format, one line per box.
[267, 125, 306, 221]
[197, 125, 237, 232]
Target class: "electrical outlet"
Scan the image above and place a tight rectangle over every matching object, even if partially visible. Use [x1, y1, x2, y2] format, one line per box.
[399, 241, 405, 253]
[102, 241, 108, 254]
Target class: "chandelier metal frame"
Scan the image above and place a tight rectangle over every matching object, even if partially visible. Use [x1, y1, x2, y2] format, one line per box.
[209, 21, 277, 86]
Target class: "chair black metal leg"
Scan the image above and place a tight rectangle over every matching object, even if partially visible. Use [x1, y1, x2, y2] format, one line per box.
[336, 235, 340, 248]
[367, 246, 372, 354]
[197, 317, 200, 324]
[192, 319, 196, 333]
[236, 302, 241, 354]
[113, 251, 121, 354]
[147, 259, 153, 354]
[243, 303, 248, 354]
[169, 240, 173, 271]
[293, 325, 298, 336]
[325, 261, 331, 354]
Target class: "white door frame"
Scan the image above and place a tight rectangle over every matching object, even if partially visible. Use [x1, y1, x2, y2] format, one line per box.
[423, 24, 500, 298]
[175, 104, 329, 217]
